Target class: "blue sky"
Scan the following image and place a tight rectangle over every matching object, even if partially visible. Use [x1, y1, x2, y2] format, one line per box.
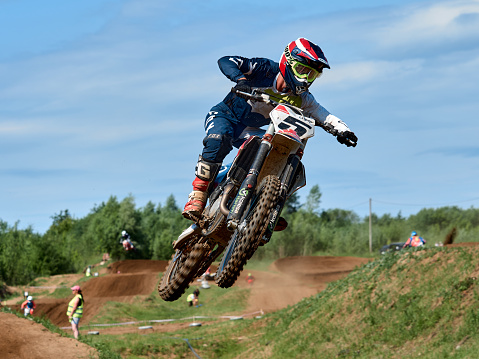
[1, 0, 479, 234]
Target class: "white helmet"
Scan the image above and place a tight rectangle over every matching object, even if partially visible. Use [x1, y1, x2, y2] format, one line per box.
[121, 230, 126, 236]
[27, 296, 33, 301]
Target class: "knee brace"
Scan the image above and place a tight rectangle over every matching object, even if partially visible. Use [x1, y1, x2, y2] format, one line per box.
[202, 134, 233, 163]
[195, 156, 222, 182]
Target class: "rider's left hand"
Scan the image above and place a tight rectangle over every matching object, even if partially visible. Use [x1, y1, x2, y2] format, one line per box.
[337, 131, 358, 147]
[233, 79, 252, 99]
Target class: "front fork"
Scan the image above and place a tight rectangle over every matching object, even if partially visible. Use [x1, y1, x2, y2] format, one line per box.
[261, 151, 303, 243]
[226, 127, 275, 231]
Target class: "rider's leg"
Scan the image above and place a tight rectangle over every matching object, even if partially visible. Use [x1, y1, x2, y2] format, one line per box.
[182, 108, 235, 219]
[183, 156, 222, 218]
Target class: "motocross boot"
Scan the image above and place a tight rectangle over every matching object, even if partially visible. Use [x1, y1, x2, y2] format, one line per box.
[182, 156, 221, 220]
[183, 177, 209, 219]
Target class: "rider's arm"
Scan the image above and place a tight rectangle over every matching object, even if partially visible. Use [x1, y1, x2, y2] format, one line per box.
[217, 56, 260, 82]
[302, 93, 352, 132]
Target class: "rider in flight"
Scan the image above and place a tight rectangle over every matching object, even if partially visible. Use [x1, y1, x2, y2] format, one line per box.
[120, 230, 135, 251]
[182, 37, 358, 220]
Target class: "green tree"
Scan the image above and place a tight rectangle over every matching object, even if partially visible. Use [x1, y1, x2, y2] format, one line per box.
[303, 185, 321, 214]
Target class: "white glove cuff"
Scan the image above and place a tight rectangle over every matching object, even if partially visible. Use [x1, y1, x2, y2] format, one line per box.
[325, 114, 350, 133]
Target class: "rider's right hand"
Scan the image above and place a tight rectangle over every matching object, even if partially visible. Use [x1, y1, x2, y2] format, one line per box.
[233, 79, 252, 99]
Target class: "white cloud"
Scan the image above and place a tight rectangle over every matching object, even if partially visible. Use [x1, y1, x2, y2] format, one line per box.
[321, 59, 424, 89]
[378, 1, 479, 45]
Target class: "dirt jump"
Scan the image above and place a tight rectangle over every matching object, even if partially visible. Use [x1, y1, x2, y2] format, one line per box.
[1, 256, 371, 358]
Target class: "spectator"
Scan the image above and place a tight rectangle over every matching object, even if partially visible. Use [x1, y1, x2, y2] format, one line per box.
[187, 289, 200, 307]
[66, 285, 84, 339]
[246, 273, 255, 286]
[21, 296, 36, 317]
[403, 231, 426, 248]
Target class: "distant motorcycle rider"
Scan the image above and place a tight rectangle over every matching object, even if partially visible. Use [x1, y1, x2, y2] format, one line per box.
[21, 295, 36, 317]
[120, 230, 135, 251]
[182, 37, 358, 220]
[403, 231, 426, 248]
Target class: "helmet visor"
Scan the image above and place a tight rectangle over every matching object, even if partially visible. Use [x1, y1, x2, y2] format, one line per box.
[290, 62, 322, 82]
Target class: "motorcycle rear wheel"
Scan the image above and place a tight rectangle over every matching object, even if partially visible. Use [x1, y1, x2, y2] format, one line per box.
[215, 174, 280, 288]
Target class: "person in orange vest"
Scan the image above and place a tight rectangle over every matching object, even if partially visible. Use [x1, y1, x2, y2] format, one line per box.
[21, 296, 36, 317]
[403, 231, 426, 248]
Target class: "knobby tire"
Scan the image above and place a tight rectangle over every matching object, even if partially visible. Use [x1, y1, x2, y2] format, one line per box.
[215, 175, 280, 288]
[158, 241, 208, 301]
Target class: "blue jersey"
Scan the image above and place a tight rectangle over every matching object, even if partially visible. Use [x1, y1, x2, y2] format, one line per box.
[217, 56, 345, 129]
[200, 56, 352, 163]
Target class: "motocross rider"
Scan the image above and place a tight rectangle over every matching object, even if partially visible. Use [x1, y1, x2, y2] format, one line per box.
[183, 37, 358, 220]
[120, 230, 134, 251]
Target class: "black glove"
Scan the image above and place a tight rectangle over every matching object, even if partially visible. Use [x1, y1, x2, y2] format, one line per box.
[233, 79, 252, 100]
[337, 131, 358, 147]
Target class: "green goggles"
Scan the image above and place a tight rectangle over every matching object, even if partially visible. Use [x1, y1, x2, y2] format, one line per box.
[290, 61, 322, 82]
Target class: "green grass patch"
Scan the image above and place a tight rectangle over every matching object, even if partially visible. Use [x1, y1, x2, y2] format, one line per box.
[249, 247, 479, 358]
[84, 315, 266, 359]
[90, 282, 250, 325]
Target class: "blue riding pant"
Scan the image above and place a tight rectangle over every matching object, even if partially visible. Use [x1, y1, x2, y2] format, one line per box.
[201, 102, 265, 164]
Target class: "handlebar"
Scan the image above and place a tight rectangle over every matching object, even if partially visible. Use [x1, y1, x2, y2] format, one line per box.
[231, 88, 357, 147]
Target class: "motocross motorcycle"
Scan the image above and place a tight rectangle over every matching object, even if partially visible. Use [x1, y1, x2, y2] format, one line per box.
[158, 89, 356, 301]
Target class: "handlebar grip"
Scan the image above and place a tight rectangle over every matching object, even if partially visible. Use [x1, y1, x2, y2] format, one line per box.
[231, 88, 274, 104]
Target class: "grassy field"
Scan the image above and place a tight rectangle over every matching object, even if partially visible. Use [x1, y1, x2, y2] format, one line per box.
[90, 283, 250, 324]
[253, 247, 479, 358]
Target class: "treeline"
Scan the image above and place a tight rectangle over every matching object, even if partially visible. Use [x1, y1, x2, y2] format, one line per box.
[0, 194, 186, 286]
[1, 186, 479, 285]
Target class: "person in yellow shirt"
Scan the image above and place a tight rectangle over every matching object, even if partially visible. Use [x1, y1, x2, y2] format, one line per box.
[66, 285, 84, 339]
[186, 289, 200, 307]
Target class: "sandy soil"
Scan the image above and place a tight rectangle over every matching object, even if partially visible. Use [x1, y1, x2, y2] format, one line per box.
[0, 255, 371, 358]
[0, 312, 97, 359]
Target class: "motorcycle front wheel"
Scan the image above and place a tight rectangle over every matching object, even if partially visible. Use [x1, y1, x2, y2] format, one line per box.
[215, 174, 280, 288]
[158, 240, 209, 301]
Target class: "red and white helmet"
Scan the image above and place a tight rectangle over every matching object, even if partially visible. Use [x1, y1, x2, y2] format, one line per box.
[279, 38, 330, 95]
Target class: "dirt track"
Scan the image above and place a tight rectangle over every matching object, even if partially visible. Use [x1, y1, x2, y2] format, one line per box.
[1, 256, 370, 358]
